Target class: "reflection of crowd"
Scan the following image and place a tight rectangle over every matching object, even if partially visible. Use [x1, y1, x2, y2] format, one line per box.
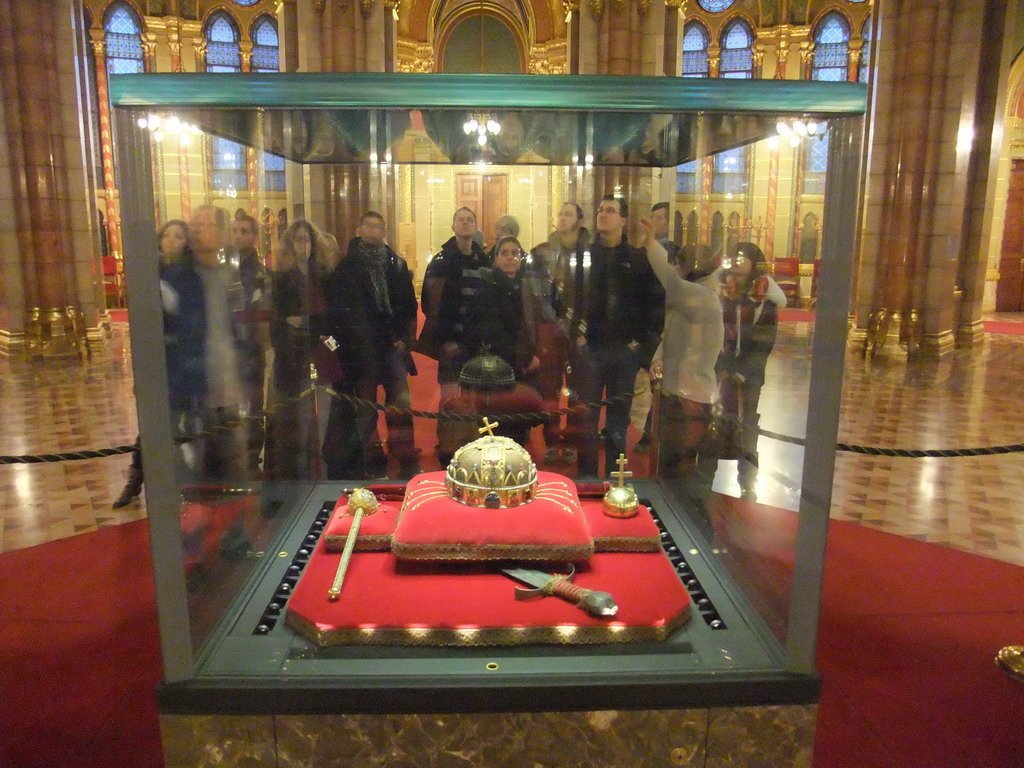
[114, 197, 784, 507]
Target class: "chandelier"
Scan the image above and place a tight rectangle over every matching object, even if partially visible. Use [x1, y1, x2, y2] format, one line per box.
[136, 113, 203, 146]
[775, 117, 823, 147]
[463, 113, 501, 147]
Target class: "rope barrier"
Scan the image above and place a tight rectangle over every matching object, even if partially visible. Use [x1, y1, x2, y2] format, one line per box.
[2, 382, 1023, 464]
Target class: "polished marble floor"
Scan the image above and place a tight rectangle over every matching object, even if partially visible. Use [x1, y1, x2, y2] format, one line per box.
[2, 318, 1023, 567]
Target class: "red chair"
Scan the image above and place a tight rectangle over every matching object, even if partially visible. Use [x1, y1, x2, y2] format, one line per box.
[771, 257, 800, 308]
[102, 256, 125, 308]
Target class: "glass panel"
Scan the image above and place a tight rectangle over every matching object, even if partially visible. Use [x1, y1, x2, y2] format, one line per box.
[114, 77, 863, 684]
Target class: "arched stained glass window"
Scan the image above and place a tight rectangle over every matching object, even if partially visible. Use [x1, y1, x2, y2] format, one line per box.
[812, 11, 850, 82]
[803, 129, 830, 195]
[698, 0, 735, 12]
[212, 137, 248, 192]
[206, 12, 241, 72]
[719, 19, 754, 79]
[264, 152, 286, 191]
[104, 2, 144, 75]
[252, 16, 280, 73]
[682, 21, 709, 78]
[712, 147, 747, 194]
[676, 159, 701, 194]
[859, 16, 872, 83]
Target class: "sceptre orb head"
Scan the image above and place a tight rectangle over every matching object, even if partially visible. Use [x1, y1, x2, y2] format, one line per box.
[347, 487, 380, 515]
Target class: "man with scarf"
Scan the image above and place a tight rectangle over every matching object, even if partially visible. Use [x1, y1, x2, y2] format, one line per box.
[324, 211, 419, 479]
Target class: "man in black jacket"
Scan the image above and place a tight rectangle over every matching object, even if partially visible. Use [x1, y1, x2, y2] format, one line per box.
[323, 211, 419, 478]
[417, 206, 490, 464]
[566, 195, 662, 476]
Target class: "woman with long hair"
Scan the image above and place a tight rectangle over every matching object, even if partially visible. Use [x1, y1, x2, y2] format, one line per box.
[112, 219, 193, 508]
[265, 219, 333, 480]
[717, 241, 786, 500]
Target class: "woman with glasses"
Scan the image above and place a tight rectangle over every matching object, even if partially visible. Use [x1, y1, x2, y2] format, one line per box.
[466, 236, 541, 380]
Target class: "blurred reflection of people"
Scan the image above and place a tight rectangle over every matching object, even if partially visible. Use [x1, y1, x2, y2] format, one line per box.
[717, 241, 785, 500]
[531, 203, 589, 463]
[323, 211, 420, 479]
[113, 219, 192, 508]
[162, 205, 246, 481]
[650, 202, 681, 265]
[231, 214, 269, 477]
[266, 219, 332, 480]
[646, 237, 724, 521]
[567, 195, 661, 477]
[417, 206, 490, 465]
[487, 214, 519, 258]
[634, 202, 679, 453]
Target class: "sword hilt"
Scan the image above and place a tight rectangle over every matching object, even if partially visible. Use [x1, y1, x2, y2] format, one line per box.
[549, 578, 618, 618]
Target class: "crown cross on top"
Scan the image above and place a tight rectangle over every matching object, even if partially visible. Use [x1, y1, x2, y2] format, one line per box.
[479, 417, 499, 437]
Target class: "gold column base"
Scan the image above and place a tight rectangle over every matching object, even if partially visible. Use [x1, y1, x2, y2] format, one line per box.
[0, 329, 27, 358]
[996, 645, 1024, 684]
[955, 320, 986, 348]
[919, 329, 956, 358]
[24, 306, 88, 360]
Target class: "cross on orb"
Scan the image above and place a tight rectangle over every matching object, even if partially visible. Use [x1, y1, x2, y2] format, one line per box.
[479, 417, 499, 437]
[611, 454, 632, 487]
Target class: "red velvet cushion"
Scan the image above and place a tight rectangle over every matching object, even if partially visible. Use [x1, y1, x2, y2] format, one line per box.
[581, 500, 662, 552]
[391, 471, 594, 562]
[286, 538, 691, 646]
[324, 498, 400, 553]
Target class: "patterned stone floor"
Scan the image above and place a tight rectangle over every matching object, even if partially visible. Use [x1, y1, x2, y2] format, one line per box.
[2, 317, 1024, 568]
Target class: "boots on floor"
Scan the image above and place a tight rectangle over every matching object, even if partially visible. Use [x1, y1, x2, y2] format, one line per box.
[112, 466, 144, 509]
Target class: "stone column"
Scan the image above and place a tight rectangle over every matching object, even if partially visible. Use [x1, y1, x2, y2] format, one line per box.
[851, 0, 1014, 358]
[0, 0, 94, 357]
[316, 0, 393, 245]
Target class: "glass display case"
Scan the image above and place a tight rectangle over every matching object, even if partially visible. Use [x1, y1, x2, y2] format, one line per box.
[111, 72, 865, 758]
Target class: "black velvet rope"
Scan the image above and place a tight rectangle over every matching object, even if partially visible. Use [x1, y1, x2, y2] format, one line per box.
[3, 384, 1023, 464]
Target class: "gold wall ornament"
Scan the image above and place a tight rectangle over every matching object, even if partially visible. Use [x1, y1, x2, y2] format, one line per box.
[360, 0, 374, 15]
[313, 0, 326, 10]
[563, 0, 580, 17]
[637, 0, 652, 17]
[590, 0, 604, 19]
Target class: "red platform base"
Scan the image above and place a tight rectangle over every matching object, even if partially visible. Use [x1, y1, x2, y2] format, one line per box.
[286, 538, 691, 647]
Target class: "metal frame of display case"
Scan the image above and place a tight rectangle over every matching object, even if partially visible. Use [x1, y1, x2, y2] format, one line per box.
[111, 73, 865, 713]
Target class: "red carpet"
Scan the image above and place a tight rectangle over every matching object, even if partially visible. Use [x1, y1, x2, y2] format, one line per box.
[982, 320, 1024, 336]
[1, 518, 1022, 768]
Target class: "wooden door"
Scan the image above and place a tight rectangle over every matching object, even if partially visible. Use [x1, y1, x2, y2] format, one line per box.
[996, 160, 1024, 311]
[455, 173, 507, 248]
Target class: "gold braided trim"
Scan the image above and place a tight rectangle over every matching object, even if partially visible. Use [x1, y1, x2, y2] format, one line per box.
[324, 534, 392, 553]
[593, 536, 662, 553]
[391, 540, 595, 561]
[285, 605, 691, 647]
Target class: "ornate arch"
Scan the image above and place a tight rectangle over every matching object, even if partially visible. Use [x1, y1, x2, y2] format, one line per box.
[96, 0, 146, 31]
[1006, 47, 1024, 119]
[433, 0, 529, 73]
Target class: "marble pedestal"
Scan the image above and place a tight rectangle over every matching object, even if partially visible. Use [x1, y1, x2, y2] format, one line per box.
[161, 705, 816, 767]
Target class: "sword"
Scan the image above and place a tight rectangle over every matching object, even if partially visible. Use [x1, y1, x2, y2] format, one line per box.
[501, 565, 618, 618]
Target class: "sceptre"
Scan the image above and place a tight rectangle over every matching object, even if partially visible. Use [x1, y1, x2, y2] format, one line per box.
[327, 487, 379, 601]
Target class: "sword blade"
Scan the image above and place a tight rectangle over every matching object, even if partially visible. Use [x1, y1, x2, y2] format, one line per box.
[500, 567, 553, 590]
